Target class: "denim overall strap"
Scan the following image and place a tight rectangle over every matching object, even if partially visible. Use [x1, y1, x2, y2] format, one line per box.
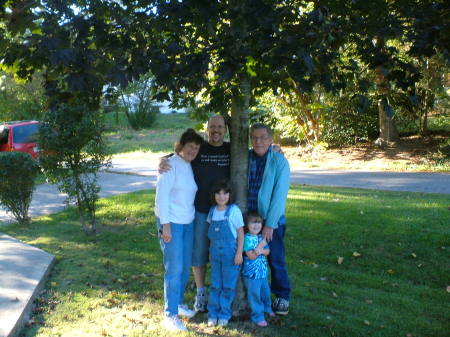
[207, 205, 235, 245]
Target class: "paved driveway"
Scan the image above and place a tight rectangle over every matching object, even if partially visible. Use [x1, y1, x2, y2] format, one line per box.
[1, 162, 448, 224]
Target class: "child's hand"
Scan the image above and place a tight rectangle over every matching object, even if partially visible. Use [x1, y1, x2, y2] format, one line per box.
[254, 247, 262, 255]
[234, 253, 243, 265]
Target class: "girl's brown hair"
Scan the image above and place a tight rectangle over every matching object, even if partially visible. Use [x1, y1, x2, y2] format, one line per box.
[210, 179, 235, 205]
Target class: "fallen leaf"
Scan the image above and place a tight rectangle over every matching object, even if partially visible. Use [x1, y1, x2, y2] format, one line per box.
[337, 256, 344, 264]
[446, 286, 450, 293]
[364, 320, 370, 325]
[387, 269, 395, 274]
[353, 251, 361, 257]
[411, 253, 417, 258]
[50, 282, 57, 287]
[332, 292, 338, 298]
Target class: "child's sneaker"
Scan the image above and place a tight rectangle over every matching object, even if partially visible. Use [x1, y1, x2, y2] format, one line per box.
[162, 315, 187, 331]
[272, 298, 289, 315]
[217, 318, 228, 326]
[257, 320, 268, 327]
[178, 304, 196, 318]
[194, 292, 207, 312]
[207, 318, 217, 326]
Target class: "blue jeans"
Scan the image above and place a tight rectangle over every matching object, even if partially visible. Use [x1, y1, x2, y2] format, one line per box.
[156, 218, 194, 316]
[268, 225, 291, 300]
[244, 277, 273, 323]
[192, 212, 209, 267]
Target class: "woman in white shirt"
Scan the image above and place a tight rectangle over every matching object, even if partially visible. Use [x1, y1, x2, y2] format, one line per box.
[155, 128, 204, 331]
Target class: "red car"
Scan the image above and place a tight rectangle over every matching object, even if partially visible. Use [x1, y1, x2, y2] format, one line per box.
[0, 120, 40, 159]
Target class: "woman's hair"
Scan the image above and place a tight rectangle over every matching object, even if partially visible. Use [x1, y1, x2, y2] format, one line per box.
[210, 179, 235, 205]
[175, 128, 204, 153]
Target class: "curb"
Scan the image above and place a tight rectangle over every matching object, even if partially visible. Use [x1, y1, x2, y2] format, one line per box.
[0, 234, 55, 337]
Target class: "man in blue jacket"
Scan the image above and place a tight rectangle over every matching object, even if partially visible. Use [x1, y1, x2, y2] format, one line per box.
[248, 123, 291, 315]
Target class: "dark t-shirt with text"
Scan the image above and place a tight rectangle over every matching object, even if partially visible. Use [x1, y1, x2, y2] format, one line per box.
[192, 142, 231, 213]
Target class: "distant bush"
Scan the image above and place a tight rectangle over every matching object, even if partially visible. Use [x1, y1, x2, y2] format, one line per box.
[0, 152, 40, 224]
[125, 105, 159, 130]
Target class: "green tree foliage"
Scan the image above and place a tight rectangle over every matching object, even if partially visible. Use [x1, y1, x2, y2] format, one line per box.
[38, 103, 110, 234]
[0, 152, 39, 224]
[0, 71, 45, 121]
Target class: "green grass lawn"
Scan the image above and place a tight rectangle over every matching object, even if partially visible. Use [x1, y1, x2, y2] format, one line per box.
[104, 113, 199, 159]
[2, 185, 449, 337]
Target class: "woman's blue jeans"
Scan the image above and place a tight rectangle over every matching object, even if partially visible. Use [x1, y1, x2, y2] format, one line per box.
[156, 218, 193, 316]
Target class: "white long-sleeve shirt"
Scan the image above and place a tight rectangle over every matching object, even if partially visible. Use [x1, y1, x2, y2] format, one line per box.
[155, 154, 198, 225]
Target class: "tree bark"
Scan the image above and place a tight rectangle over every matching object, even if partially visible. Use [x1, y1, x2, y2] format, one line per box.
[374, 66, 398, 148]
[230, 75, 250, 318]
[230, 76, 249, 212]
[373, 36, 398, 148]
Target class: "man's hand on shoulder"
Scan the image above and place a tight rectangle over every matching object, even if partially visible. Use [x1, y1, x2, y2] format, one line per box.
[158, 155, 172, 174]
[272, 144, 284, 156]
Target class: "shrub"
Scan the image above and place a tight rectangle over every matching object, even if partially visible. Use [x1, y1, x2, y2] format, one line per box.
[39, 103, 111, 234]
[0, 152, 40, 224]
[124, 104, 159, 130]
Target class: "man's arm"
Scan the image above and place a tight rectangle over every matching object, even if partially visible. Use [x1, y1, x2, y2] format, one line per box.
[263, 156, 290, 241]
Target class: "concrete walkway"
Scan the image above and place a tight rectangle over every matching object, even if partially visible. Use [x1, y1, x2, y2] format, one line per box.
[0, 160, 449, 337]
[0, 234, 54, 337]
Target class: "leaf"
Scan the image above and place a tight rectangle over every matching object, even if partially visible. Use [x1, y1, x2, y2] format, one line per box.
[411, 253, 417, 258]
[337, 256, 344, 264]
[353, 251, 361, 257]
[387, 269, 395, 274]
[364, 320, 370, 325]
[332, 292, 338, 298]
[446, 286, 450, 293]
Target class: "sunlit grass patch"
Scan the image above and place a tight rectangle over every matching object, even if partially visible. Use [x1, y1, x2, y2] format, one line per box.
[2, 185, 449, 337]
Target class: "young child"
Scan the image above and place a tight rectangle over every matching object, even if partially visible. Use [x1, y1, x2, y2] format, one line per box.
[242, 211, 274, 327]
[206, 180, 244, 327]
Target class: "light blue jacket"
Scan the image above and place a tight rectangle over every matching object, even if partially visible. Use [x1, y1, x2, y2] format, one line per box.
[249, 148, 290, 229]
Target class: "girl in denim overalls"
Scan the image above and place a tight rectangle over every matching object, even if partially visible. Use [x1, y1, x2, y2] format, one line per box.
[206, 180, 244, 327]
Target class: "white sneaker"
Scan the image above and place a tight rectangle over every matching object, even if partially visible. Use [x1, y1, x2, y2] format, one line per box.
[207, 318, 217, 327]
[194, 292, 207, 312]
[217, 318, 228, 326]
[178, 304, 196, 318]
[162, 315, 187, 331]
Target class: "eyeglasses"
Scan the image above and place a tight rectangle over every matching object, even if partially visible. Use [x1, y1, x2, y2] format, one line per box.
[251, 136, 270, 142]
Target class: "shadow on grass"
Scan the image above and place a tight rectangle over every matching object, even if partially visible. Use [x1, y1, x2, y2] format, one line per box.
[2, 186, 449, 337]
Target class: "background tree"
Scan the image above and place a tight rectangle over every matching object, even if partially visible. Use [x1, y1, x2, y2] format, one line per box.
[118, 72, 160, 130]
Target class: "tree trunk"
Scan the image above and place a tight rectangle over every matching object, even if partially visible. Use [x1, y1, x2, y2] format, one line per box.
[230, 75, 250, 318]
[230, 77, 249, 211]
[373, 36, 398, 148]
[374, 66, 398, 148]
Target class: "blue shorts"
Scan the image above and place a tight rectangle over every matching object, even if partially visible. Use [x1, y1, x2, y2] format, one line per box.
[192, 212, 210, 267]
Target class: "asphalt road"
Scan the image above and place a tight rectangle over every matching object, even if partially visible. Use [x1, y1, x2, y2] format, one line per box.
[1, 161, 449, 224]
